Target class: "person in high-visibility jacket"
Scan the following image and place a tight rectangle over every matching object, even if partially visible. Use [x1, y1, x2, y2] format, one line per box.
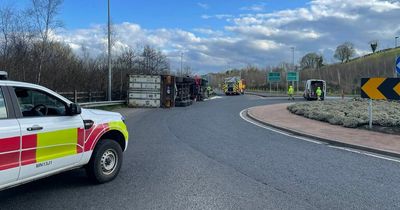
[287, 85, 294, 100]
[316, 87, 322, 101]
[206, 86, 212, 97]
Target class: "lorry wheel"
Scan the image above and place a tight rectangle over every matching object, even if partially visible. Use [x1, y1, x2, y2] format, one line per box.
[86, 140, 123, 184]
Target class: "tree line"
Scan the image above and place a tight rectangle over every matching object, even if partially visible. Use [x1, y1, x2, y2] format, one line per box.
[0, 0, 171, 99]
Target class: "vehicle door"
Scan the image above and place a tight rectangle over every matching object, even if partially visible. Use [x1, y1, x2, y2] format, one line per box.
[11, 86, 84, 179]
[0, 86, 21, 186]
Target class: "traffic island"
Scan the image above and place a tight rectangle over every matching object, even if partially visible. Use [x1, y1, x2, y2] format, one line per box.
[247, 103, 400, 157]
[287, 99, 400, 132]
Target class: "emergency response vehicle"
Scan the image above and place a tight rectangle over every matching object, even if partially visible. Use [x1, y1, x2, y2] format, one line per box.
[0, 80, 129, 191]
[223, 77, 245, 95]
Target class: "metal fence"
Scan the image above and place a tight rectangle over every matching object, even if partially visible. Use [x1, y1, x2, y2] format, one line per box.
[58, 91, 106, 103]
[57, 90, 127, 108]
[58, 91, 126, 103]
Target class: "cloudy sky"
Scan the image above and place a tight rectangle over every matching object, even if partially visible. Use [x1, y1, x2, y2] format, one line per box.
[8, 0, 400, 74]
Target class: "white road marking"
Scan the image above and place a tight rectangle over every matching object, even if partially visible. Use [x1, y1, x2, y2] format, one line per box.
[328, 145, 400, 163]
[239, 109, 323, 145]
[240, 108, 400, 164]
[204, 96, 223, 101]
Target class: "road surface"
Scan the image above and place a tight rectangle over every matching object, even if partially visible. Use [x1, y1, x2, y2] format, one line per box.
[1, 94, 400, 209]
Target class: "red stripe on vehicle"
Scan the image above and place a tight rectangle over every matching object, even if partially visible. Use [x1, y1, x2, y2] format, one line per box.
[22, 134, 37, 149]
[77, 128, 85, 153]
[84, 124, 109, 152]
[0, 152, 19, 171]
[21, 134, 37, 166]
[0, 136, 20, 153]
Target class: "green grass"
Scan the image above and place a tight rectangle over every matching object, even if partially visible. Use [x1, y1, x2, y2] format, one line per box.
[88, 104, 128, 111]
[333, 47, 400, 67]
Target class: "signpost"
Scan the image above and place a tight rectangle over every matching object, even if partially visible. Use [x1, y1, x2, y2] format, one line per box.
[287, 72, 299, 92]
[287, 72, 298, 82]
[361, 77, 400, 128]
[268, 72, 281, 92]
[396, 56, 400, 77]
[268, 72, 281, 82]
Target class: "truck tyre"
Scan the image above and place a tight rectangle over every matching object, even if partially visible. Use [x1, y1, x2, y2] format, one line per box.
[86, 140, 123, 184]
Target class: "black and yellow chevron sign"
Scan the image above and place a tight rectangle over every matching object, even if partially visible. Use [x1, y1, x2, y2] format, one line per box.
[361, 78, 400, 100]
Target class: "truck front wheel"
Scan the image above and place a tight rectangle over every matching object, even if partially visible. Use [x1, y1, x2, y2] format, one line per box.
[86, 140, 123, 184]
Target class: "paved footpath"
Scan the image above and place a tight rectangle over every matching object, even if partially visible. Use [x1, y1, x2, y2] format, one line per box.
[247, 103, 400, 157]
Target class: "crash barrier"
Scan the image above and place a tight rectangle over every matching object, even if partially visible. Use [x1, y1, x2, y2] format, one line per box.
[79, 100, 126, 108]
[128, 75, 209, 108]
[246, 91, 301, 97]
[58, 91, 125, 103]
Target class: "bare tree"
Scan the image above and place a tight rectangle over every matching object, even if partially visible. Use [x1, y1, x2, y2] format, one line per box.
[334, 42, 355, 63]
[140, 45, 170, 75]
[29, 0, 63, 84]
[0, 5, 15, 70]
[300, 53, 323, 70]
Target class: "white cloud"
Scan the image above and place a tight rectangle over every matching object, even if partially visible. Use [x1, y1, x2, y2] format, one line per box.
[55, 0, 400, 73]
[201, 14, 233, 20]
[197, 2, 209, 9]
[240, 3, 266, 12]
[201, 14, 212, 19]
[193, 28, 224, 36]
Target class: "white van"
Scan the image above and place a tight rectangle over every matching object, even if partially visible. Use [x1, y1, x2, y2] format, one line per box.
[303, 79, 326, 100]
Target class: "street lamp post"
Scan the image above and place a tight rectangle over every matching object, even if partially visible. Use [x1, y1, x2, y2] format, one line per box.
[107, 0, 112, 101]
[291, 47, 295, 70]
[180, 52, 183, 76]
[396, 36, 399, 78]
[290, 47, 296, 91]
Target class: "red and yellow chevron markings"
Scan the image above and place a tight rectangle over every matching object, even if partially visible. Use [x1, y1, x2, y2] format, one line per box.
[361, 78, 400, 100]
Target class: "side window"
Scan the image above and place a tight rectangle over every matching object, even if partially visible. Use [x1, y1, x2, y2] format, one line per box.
[14, 87, 68, 117]
[0, 89, 8, 119]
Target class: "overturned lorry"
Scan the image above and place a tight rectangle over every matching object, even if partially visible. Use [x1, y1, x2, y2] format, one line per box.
[128, 74, 208, 108]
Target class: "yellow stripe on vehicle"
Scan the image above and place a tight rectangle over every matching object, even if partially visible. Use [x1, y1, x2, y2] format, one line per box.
[108, 121, 129, 141]
[36, 129, 78, 162]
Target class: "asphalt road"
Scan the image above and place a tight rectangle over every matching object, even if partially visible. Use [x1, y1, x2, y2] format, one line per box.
[1, 94, 400, 209]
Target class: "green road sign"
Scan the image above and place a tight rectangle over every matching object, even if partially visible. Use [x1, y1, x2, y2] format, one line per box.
[268, 72, 281, 82]
[287, 72, 299, 82]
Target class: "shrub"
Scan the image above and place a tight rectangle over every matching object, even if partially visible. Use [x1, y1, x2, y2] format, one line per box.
[287, 99, 400, 128]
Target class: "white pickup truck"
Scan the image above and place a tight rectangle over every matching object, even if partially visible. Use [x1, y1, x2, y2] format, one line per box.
[0, 80, 129, 191]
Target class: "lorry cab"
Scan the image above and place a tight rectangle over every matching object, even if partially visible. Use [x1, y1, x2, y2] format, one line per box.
[0, 80, 129, 191]
[304, 79, 326, 100]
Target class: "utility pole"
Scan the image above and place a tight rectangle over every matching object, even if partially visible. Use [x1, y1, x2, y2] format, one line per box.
[396, 37, 399, 78]
[107, 0, 112, 101]
[290, 47, 296, 91]
[291, 47, 295, 70]
[180, 52, 183, 76]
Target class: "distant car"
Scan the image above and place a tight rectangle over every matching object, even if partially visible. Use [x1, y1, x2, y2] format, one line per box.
[0, 80, 129, 191]
[303, 79, 326, 100]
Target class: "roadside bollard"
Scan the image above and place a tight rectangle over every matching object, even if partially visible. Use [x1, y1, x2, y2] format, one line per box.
[341, 90, 344, 100]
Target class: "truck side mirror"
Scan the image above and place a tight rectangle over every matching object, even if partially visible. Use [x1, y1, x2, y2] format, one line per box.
[69, 103, 82, 115]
